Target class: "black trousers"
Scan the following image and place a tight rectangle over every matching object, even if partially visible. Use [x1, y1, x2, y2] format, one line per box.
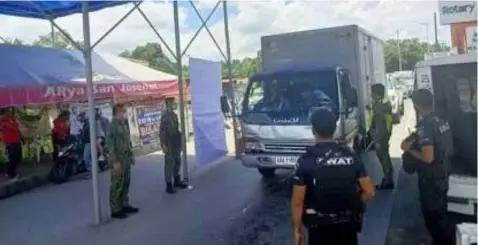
[6, 143, 22, 178]
[418, 177, 452, 245]
[308, 223, 358, 245]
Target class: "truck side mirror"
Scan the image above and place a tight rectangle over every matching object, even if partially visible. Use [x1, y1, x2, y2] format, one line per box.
[346, 88, 358, 107]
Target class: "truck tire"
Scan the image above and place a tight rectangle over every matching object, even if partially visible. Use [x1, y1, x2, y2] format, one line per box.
[258, 168, 276, 178]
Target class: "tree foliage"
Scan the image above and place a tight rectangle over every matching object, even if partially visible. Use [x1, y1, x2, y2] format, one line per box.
[32, 31, 83, 49]
[1, 33, 444, 77]
[384, 38, 436, 72]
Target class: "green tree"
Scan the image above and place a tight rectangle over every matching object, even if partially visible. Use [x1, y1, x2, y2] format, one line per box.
[384, 38, 434, 72]
[32, 31, 83, 49]
[1, 37, 25, 45]
[120, 43, 177, 75]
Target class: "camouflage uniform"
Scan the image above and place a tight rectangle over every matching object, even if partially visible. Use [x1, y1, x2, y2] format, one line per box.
[159, 110, 182, 184]
[106, 118, 134, 213]
[368, 99, 394, 185]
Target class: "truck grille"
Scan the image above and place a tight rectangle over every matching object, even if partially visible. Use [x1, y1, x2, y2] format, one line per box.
[263, 142, 312, 154]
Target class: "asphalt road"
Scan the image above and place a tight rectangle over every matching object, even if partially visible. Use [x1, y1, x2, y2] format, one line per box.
[0, 100, 421, 245]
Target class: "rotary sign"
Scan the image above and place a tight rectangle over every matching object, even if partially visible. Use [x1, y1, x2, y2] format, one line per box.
[439, 1, 477, 25]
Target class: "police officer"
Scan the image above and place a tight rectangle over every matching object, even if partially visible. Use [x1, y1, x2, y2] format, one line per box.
[159, 97, 188, 194]
[369, 83, 394, 189]
[401, 89, 453, 245]
[291, 108, 375, 245]
[107, 103, 139, 219]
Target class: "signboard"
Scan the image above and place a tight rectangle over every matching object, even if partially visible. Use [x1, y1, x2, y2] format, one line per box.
[415, 66, 433, 92]
[127, 107, 140, 148]
[71, 102, 112, 122]
[439, 1, 477, 25]
[135, 105, 163, 146]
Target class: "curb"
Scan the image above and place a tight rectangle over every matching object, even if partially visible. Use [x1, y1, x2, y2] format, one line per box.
[0, 172, 50, 200]
[0, 144, 164, 201]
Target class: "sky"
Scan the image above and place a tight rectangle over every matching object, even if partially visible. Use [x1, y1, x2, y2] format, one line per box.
[0, 0, 451, 62]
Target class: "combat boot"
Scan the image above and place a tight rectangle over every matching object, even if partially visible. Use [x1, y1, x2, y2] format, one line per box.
[166, 181, 176, 194]
[111, 211, 127, 219]
[174, 175, 188, 189]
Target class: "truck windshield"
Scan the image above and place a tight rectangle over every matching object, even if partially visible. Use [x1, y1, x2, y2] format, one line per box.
[242, 70, 339, 125]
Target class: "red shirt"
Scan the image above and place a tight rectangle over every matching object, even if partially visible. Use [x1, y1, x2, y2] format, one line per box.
[0, 114, 21, 144]
[53, 118, 69, 140]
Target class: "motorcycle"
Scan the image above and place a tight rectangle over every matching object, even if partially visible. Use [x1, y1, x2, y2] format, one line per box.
[49, 141, 85, 184]
[49, 137, 109, 184]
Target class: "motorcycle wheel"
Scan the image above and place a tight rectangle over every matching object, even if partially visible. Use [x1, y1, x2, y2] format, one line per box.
[49, 159, 73, 184]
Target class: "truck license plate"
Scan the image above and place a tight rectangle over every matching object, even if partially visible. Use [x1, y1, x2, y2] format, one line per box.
[275, 156, 299, 165]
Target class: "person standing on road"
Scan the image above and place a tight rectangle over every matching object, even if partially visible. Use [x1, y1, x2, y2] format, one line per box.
[368, 83, 394, 189]
[52, 111, 70, 162]
[107, 103, 139, 219]
[69, 106, 83, 144]
[0, 108, 22, 181]
[401, 89, 453, 245]
[291, 108, 375, 245]
[159, 97, 188, 194]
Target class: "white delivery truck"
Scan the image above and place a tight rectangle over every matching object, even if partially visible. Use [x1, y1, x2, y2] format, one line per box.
[238, 25, 387, 178]
[415, 53, 477, 216]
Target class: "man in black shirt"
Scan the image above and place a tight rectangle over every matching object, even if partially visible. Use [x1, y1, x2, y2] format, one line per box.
[401, 89, 453, 245]
[291, 108, 375, 245]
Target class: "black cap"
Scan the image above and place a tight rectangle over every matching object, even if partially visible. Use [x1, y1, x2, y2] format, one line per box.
[412, 89, 434, 108]
[371, 83, 385, 97]
[310, 108, 337, 137]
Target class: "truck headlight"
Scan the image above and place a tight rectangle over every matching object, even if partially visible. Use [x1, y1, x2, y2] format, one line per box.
[244, 141, 264, 152]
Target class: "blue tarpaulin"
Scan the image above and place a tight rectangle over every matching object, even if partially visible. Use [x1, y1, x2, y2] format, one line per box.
[0, 1, 129, 19]
[190, 57, 227, 168]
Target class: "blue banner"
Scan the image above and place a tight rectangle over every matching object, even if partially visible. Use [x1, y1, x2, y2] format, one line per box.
[135, 105, 163, 146]
[190, 58, 227, 167]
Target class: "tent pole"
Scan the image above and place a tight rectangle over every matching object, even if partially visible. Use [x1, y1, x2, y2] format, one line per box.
[82, 1, 101, 225]
[222, 0, 238, 157]
[50, 22, 55, 47]
[173, 0, 189, 183]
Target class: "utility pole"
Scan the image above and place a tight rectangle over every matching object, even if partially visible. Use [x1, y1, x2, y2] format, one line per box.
[396, 29, 402, 71]
[434, 12, 439, 49]
[419, 22, 431, 54]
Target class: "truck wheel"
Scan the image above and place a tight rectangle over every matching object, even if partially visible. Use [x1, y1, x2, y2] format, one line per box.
[258, 168, 276, 178]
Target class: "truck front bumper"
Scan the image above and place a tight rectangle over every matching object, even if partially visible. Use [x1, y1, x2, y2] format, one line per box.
[239, 153, 299, 170]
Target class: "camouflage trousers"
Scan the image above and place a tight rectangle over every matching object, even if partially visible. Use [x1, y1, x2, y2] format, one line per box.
[110, 163, 131, 213]
[374, 138, 393, 183]
[164, 147, 181, 183]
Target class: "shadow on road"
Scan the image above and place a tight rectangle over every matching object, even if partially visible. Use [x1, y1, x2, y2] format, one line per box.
[385, 158, 477, 245]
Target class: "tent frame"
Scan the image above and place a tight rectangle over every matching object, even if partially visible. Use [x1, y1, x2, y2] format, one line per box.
[1, 0, 237, 225]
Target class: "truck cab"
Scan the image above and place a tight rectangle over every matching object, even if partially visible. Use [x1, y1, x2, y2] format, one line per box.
[414, 53, 477, 216]
[238, 64, 359, 178]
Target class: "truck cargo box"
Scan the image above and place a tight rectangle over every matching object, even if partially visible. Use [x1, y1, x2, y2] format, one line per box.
[415, 54, 477, 176]
[261, 25, 386, 132]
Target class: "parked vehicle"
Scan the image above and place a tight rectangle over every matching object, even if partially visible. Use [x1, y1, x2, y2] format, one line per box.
[238, 25, 386, 178]
[415, 53, 477, 216]
[49, 137, 108, 184]
[386, 74, 404, 123]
